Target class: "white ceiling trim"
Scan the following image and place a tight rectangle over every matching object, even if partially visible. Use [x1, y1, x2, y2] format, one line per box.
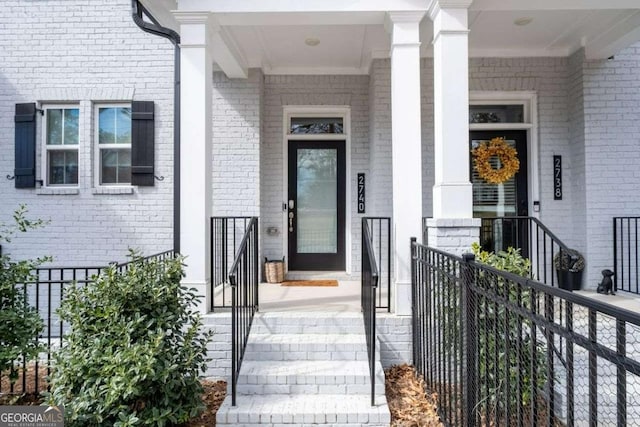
[585, 11, 640, 59]
[214, 12, 386, 26]
[176, 0, 428, 13]
[265, 66, 371, 75]
[470, 0, 640, 11]
[210, 23, 248, 78]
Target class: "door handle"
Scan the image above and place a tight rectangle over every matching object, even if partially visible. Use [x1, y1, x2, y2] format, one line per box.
[288, 200, 295, 232]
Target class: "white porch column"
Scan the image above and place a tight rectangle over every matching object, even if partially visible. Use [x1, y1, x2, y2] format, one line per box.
[175, 12, 213, 313]
[427, 0, 480, 254]
[388, 12, 424, 315]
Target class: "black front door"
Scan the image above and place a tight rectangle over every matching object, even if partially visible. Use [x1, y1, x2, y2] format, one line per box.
[287, 141, 346, 271]
[471, 130, 529, 254]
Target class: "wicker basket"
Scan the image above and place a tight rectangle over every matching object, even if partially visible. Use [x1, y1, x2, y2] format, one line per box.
[264, 257, 285, 283]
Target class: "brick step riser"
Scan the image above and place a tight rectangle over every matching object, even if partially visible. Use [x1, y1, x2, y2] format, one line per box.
[243, 349, 370, 361]
[217, 410, 390, 425]
[250, 324, 366, 335]
[236, 382, 386, 396]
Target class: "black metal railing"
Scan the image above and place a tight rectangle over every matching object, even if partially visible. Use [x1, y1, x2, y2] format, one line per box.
[0, 250, 176, 396]
[211, 216, 254, 309]
[479, 216, 573, 286]
[613, 216, 640, 294]
[228, 217, 259, 407]
[361, 218, 379, 407]
[412, 240, 640, 426]
[364, 217, 391, 311]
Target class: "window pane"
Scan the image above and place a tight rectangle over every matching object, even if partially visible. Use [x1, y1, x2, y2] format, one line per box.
[63, 109, 79, 145]
[290, 117, 343, 134]
[115, 107, 131, 144]
[48, 150, 78, 185]
[47, 109, 62, 145]
[101, 148, 131, 184]
[99, 108, 116, 145]
[469, 105, 524, 124]
[99, 107, 131, 145]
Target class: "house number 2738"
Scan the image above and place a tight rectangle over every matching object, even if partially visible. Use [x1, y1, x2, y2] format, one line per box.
[553, 155, 562, 200]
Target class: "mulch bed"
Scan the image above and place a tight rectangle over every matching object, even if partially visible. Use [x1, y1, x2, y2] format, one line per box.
[385, 364, 443, 427]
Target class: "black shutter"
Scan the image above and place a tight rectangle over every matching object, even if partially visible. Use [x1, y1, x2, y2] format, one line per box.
[131, 101, 155, 186]
[14, 103, 37, 188]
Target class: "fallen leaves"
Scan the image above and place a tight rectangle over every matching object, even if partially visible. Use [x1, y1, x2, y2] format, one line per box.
[182, 380, 227, 427]
[385, 364, 443, 427]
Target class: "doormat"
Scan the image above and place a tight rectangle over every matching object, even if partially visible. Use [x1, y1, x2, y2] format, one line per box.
[281, 280, 339, 287]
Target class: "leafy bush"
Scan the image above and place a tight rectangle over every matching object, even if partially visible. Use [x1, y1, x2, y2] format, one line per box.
[471, 242, 547, 420]
[0, 206, 47, 383]
[48, 253, 212, 427]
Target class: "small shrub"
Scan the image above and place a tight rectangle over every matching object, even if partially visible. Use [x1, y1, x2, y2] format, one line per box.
[471, 242, 547, 420]
[0, 205, 47, 383]
[553, 248, 585, 272]
[48, 253, 212, 427]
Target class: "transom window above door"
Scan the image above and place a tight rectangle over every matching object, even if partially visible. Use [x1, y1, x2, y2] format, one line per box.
[289, 117, 343, 135]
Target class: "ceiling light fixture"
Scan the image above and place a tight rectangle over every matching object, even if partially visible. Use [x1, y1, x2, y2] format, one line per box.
[305, 37, 320, 47]
[514, 17, 533, 26]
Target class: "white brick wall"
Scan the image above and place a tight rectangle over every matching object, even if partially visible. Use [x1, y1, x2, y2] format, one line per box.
[0, 0, 174, 265]
[211, 69, 263, 217]
[468, 57, 575, 248]
[582, 43, 640, 288]
[261, 75, 370, 274]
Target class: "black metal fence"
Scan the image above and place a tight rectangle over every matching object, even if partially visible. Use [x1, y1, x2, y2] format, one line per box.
[412, 240, 640, 426]
[228, 217, 259, 407]
[613, 216, 640, 294]
[364, 217, 391, 311]
[0, 250, 176, 396]
[479, 216, 574, 288]
[361, 218, 379, 407]
[211, 216, 254, 309]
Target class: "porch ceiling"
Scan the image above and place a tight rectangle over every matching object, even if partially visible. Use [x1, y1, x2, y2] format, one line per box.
[142, 0, 640, 77]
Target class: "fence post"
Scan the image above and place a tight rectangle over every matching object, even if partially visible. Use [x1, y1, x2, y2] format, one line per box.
[410, 237, 417, 366]
[461, 253, 477, 427]
[613, 218, 617, 293]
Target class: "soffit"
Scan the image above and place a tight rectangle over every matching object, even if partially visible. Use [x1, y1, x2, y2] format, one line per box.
[144, 1, 640, 76]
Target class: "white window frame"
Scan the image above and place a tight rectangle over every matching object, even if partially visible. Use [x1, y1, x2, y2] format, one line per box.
[469, 91, 539, 218]
[41, 104, 80, 188]
[94, 103, 132, 188]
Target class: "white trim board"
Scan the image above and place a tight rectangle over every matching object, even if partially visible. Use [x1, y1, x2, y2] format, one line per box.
[282, 106, 352, 275]
[469, 91, 540, 219]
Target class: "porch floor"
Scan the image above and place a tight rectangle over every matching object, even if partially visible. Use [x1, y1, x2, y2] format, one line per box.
[259, 280, 362, 312]
[575, 289, 640, 313]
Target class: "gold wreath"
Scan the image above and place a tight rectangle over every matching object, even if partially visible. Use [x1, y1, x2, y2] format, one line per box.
[472, 137, 520, 184]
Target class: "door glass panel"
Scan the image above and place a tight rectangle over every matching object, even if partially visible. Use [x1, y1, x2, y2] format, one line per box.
[296, 148, 338, 253]
[472, 138, 518, 218]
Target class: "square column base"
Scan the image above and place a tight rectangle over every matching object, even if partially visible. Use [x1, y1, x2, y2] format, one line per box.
[426, 218, 481, 256]
[182, 280, 211, 314]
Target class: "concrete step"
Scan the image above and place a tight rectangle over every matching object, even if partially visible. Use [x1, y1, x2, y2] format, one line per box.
[236, 360, 386, 396]
[250, 312, 366, 335]
[244, 333, 368, 361]
[216, 393, 391, 426]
